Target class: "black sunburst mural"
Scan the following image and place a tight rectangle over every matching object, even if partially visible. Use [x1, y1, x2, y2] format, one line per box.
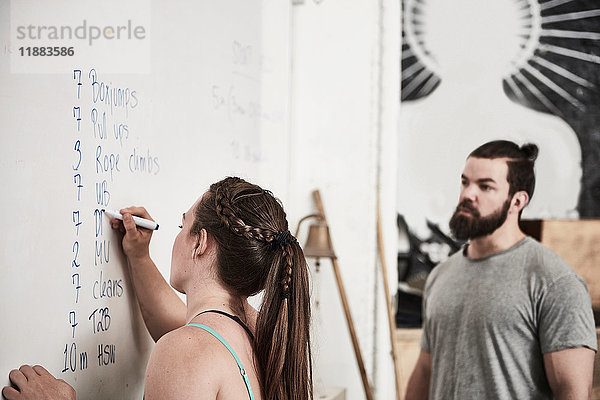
[401, 0, 600, 217]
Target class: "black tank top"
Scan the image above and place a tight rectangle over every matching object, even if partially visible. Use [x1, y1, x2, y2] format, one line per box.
[193, 309, 254, 340]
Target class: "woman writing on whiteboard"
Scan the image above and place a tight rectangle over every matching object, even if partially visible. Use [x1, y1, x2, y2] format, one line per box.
[3, 177, 313, 400]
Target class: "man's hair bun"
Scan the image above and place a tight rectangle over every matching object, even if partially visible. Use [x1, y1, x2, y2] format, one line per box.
[520, 143, 539, 162]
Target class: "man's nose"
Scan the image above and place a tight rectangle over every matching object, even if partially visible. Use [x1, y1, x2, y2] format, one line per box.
[461, 184, 477, 202]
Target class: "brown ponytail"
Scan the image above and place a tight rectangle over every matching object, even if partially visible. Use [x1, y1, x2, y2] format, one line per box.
[192, 177, 313, 400]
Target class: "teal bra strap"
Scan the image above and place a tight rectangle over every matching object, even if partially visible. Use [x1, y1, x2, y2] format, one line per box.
[187, 323, 255, 400]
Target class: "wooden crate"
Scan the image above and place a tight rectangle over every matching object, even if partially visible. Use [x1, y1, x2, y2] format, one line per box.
[395, 328, 423, 399]
[520, 219, 600, 308]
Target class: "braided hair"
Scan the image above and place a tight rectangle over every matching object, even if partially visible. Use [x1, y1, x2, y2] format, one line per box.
[192, 177, 312, 400]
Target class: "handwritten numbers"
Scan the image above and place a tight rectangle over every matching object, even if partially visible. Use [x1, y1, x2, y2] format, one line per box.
[69, 311, 78, 338]
[62, 343, 76, 372]
[73, 174, 83, 201]
[63, 68, 145, 377]
[72, 140, 82, 171]
[71, 241, 80, 268]
[72, 273, 81, 303]
[73, 107, 81, 131]
[62, 343, 87, 372]
[72, 212, 82, 236]
[73, 69, 82, 99]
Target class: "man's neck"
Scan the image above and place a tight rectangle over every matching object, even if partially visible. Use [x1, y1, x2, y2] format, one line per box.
[466, 221, 526, 259]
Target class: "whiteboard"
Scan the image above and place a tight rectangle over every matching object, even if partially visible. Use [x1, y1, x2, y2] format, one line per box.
[0, 0, 291, 398]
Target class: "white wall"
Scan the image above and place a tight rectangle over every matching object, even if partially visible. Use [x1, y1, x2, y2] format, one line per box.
[288, 1, 400, 399]
[397, 0, 582, 235]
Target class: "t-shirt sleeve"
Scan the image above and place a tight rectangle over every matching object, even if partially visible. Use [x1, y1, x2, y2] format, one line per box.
[538, 273, 598, 354]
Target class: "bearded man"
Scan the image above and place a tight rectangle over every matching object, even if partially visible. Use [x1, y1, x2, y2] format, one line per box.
[406, 140, 597, 400]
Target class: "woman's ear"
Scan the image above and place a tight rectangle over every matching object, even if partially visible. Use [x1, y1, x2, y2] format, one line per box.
[512, 191, 530, 212]
[193, 229, 209, 258]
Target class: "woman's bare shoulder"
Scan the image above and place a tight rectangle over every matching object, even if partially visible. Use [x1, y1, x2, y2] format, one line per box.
[144, 326, 230, 400]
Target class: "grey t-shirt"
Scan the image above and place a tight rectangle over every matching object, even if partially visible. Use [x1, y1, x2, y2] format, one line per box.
[421, 236, 597, 400]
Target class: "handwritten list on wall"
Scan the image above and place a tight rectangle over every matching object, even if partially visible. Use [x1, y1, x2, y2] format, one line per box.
[0, 1, 290, 398]
[66, 68, 155, 375]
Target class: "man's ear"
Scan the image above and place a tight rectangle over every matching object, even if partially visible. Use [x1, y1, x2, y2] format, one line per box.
[512, 191, 529, 213]
[193, 229, 209, 258]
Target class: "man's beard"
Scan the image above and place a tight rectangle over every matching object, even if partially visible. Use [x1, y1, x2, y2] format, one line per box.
[449, 198, 511, 241]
